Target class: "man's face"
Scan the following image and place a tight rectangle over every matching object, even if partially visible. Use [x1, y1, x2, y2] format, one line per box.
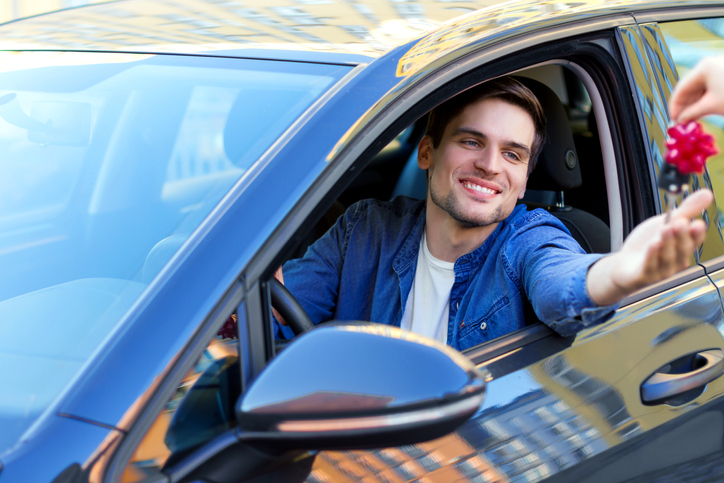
[418, 97, 535, 228]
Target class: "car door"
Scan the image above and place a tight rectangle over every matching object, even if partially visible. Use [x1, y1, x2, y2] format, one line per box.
[298, 12, 724, 483]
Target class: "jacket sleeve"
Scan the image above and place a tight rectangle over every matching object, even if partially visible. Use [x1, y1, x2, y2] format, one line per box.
[275, 201, 366, 338]
[508, 212, 618, 336]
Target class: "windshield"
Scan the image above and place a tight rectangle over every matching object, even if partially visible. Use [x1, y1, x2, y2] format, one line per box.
[0, 51, 347, 452]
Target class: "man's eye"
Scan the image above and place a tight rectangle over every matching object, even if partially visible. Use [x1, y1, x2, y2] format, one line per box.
[463, 139, 480, 147]
[504, 151, 522, 161]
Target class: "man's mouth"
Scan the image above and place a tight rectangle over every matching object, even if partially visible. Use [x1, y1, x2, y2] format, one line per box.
[461, 180, 500, 195]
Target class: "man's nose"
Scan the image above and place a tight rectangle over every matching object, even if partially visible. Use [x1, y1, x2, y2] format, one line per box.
[473, 147, 501, 174]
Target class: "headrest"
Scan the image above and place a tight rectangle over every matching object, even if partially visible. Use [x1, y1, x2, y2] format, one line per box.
[514, 76, 582, 191]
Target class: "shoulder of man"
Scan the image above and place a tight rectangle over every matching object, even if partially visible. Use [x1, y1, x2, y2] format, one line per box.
[506, 205, 571, 234]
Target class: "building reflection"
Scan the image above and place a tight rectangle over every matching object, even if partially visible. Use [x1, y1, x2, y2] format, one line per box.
[308, 350, 649, 482]
[0, 0, 498, 56]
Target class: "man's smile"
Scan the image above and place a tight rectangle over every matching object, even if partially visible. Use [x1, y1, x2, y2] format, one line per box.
[460, 178, 501, 197]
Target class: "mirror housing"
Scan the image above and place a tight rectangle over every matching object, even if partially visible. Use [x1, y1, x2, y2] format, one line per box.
[237, 324, 486, 451]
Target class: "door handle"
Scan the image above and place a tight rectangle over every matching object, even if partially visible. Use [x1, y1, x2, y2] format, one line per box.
[641, 349, 724, 404]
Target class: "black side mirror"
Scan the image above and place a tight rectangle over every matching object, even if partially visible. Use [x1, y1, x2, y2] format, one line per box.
[237, 323, 486, 451]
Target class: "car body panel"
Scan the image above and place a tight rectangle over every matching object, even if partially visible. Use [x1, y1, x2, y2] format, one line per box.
[304, 272, 724, 481]
[3, 0, 724, 482]
[0, 415, 121, 483]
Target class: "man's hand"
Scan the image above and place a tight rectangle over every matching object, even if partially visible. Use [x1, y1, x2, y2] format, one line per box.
[670, 56, 724, 123]
[586, 189, 712, 306]
[272, 266, 288, 326]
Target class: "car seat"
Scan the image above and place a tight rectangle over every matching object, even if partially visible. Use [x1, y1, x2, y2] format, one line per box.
[514, 76, 610, 254]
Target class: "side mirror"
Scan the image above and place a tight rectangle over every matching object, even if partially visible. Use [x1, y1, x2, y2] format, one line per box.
[237, 324, 486, 451]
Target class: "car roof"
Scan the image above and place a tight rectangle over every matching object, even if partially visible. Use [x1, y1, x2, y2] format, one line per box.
[0, 0, 718, 69]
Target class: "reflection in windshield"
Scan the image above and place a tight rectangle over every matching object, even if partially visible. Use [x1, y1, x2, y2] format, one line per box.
[0, 51, 346, 452]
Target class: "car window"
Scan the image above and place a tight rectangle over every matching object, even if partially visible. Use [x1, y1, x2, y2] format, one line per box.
[122, 324, 240, 482]
[0, 51, 348, 455]
[659, 19, 724, 264]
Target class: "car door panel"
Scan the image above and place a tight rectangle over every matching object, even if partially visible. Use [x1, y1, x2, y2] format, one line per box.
[302, 274, 724, 482]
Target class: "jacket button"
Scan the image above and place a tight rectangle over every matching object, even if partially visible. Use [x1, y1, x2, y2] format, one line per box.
[456, 302, 460, 310]
[480, 322, 487, 331]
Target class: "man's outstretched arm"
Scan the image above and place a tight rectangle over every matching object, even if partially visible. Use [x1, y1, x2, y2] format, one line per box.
[586, 189, 712, 306]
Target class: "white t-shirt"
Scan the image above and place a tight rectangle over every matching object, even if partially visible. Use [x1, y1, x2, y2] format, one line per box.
[399, 232, 456, 344]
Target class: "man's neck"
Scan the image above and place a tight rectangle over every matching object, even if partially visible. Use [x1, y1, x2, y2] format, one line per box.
[424, 199, 499, 263]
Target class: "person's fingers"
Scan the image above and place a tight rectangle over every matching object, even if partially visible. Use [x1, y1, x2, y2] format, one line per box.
[675, 93, 721, 123]
[670, 89, 706, 123]
[670, 64, 707, 120]
[272, 306, 288, 326]
[672, 219, 694, 270]
[672, 189, 713, 221]
[640, 239, 663, 284]
[657, 226, 679, 278]
[274, 265, 284, 285]
[689, 219, 708, 245]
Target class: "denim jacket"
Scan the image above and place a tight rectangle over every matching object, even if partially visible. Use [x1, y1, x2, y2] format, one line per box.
[279, 197, 617, 351]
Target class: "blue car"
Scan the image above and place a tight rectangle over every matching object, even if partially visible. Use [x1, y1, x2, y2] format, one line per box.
[3, 0, 724, 482]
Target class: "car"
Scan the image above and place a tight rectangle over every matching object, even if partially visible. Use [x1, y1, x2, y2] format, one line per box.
[3, 0, 724, 481]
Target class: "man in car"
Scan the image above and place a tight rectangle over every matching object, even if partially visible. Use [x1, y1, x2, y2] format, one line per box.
[276, 76, 711, 351]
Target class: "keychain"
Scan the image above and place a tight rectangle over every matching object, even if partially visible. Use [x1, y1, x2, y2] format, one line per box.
[660, 120, 718, 222]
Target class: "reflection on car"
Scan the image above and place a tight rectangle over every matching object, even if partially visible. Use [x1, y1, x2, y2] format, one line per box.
[3, 1, 724, 482]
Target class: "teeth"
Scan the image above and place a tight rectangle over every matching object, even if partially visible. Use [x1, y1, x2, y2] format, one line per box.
[462, 181, 496, 194]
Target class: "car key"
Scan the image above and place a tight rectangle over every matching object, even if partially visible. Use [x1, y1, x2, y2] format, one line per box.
[660, 120, 717, 222]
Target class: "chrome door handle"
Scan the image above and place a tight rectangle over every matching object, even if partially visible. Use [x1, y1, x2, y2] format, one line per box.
[641, 349, 724, 404]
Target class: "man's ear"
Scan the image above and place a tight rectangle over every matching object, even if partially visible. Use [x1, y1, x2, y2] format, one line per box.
[418, 135, 432, 170]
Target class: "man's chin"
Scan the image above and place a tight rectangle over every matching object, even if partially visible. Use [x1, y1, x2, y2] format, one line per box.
[449, 210, 500, 228]
[430, 188, 509, 228]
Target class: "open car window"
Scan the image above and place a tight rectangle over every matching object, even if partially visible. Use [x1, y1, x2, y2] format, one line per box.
[272, 62, 615, 352]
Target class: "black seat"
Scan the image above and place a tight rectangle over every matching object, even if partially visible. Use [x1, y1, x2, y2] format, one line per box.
[514, 76, 610, 254]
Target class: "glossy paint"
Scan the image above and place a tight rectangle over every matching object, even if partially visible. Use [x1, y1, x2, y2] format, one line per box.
[240, 325, 483, 418]
[305, 276, 724, 481]
[4, 0, 724, 482]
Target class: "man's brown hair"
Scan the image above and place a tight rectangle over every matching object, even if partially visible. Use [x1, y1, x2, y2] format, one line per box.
[425, 76, 546, 175]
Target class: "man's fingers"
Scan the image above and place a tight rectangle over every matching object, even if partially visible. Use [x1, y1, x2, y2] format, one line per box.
[672, 189, 713, 221]
[657, 226, 680, 277]
[690, 219, 707, 245]
[672, 219, 695, 269]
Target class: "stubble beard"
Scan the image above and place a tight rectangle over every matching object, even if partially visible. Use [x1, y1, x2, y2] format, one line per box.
[429, 180, 510, 229]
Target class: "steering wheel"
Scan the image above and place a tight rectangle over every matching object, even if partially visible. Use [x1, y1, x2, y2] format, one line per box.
[269, 277, 315, 335]
[217, 278, 314, 345]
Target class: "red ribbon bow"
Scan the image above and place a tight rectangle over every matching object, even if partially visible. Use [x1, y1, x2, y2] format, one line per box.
[665, 121, 718, 174]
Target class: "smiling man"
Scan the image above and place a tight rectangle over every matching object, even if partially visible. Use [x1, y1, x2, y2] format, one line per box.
[278, 76, 711, 350]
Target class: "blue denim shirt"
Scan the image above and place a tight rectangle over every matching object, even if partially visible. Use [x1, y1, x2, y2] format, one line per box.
[279, 197, 617, 351]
